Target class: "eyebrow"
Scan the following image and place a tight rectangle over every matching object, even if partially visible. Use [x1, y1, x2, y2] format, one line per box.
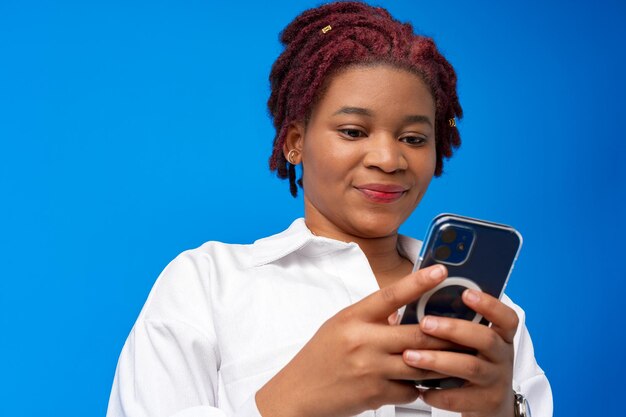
[333, 106, 374, 117]
[332, 106, 432, 126]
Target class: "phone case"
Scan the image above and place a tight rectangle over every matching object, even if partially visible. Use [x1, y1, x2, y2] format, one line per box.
[399, 213, 522, 389]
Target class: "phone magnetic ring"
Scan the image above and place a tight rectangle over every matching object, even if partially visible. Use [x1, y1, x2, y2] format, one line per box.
[416, 277, 483, 324]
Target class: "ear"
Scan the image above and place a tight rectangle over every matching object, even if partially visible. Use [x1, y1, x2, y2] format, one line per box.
[282, 122, 305, 164]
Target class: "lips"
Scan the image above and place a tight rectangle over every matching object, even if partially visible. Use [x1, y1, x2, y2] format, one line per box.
[355, 183, 409, 203]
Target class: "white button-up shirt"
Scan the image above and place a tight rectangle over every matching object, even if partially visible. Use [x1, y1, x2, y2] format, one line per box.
[107, 218, 552, 417]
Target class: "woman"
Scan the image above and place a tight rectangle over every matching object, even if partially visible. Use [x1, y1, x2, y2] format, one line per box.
[107, 2, 552, 417]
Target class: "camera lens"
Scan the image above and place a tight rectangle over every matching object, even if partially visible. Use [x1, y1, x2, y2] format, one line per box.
[434, 245, 451, 261]
[441, 228, 456, 243]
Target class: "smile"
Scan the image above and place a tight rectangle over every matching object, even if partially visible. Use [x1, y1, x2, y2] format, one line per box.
[355, 184, 408, 203]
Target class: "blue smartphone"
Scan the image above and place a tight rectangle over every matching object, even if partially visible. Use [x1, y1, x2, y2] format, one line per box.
[400, 213, 522, 388]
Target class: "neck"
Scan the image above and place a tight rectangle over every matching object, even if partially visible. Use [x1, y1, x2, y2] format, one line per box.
[303, 210, 412, 288]
[357, 235, 413, 288]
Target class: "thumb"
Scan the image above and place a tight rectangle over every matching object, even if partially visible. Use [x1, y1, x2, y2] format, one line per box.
[353, 264, 447, 322]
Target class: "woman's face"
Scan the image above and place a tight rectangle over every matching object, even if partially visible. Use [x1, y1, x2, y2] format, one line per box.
[290, 64, 437, 240]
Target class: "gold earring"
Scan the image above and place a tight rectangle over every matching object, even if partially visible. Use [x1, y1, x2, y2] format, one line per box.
[287, 149, 299, 165]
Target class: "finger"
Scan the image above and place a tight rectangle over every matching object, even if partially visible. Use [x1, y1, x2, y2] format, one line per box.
[353, 265, 447, 321]
[403, 349, 497, 386]
[381, 323, 461, 353]
[388, 310, 400, 325]
[355, 380, 421, 410]
[383, 380, 422, 407]
[421, 385, 503, 413]
[462, 289, 519, 343]
[382, 355, 449, 381]
[417, 316, 508, 362]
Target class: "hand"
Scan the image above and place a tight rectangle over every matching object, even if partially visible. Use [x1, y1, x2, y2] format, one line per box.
[256, 264, 456, 417]
[403, 287, 519, 417]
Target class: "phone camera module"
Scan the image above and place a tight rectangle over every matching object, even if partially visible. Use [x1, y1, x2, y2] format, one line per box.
[433, 225, 475, 265]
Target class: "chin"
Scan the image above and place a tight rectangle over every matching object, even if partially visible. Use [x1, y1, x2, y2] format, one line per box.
[348, 214, 405, 239]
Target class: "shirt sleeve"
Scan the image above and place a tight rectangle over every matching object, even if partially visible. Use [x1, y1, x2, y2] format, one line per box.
[106, 252, 263, 417]
[507, 295, 553, 417]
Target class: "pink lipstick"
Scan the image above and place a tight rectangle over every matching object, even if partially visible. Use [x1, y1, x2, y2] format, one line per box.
[355, 183, 408, 203]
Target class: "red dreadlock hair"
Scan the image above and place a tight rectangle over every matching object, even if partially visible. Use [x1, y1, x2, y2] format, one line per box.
[268, 1, 463, 197]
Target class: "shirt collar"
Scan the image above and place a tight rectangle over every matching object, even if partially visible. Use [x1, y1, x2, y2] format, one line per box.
[252, 218, 422, 267]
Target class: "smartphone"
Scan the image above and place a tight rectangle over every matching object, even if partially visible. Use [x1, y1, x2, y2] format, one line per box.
[399, 213, 522, 389]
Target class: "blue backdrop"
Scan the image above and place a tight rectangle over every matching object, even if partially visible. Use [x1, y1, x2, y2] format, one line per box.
[1, 0, 624, 415]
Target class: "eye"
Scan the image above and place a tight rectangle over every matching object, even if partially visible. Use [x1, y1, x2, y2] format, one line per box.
[338, 128, 366, 139]
[400, 135, 428, 146]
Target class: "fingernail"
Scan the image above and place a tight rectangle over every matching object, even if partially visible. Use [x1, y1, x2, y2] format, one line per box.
[464, 289, 480, 304]
[405, 350, 422, 364]
[429, 265, 445, 280]
[422, 316, 437, 331]
[388, 310, 401, 325]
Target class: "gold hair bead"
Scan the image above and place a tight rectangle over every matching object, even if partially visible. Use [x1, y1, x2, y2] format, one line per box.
[448, 118, 456, 127]
[321, 25, 332, 34]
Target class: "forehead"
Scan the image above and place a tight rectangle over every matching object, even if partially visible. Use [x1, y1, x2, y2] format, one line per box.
[312, 64, 436, 117]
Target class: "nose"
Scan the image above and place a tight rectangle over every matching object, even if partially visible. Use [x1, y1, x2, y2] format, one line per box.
[362, 134, 408, 173]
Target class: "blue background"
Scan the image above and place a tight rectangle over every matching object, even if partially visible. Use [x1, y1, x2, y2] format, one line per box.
[1, 0, 624, 415]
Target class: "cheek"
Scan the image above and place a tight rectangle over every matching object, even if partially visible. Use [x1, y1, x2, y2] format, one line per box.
[300, 148, 330, 196]
[427, 150, 437, 176]
[302, 138, 357, 183]
[303, 157, 346, 196]
[412, 147, 437, 181]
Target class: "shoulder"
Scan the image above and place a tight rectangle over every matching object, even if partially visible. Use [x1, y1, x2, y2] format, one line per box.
[135, 242, 252, 325]
[138, 219, 310, 323]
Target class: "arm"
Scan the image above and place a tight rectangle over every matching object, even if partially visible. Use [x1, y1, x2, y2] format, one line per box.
[107, 318, 234, 417]
[106, 253, 262, 417]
